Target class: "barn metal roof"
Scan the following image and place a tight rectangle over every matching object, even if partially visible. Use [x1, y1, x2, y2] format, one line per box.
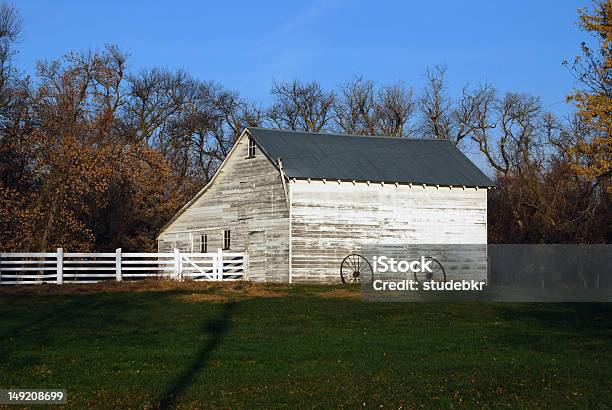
[247, 128, 494, 187]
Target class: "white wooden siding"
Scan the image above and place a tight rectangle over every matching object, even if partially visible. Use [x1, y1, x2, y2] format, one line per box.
[157, 131, 488, 284]
[289, 180, 487, 282]
[158, 133, 290, 282]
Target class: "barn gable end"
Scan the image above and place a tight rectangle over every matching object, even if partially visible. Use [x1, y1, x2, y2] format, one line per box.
[157, 131, 290, 282]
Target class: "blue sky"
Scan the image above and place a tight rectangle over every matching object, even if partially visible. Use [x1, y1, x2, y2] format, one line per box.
[15, 0, 585, 115]
[15, 0, 590, 173]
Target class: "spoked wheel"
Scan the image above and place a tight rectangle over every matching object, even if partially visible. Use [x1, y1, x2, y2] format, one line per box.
[340, 254, 373, 284]
[413, 256, 446, 283]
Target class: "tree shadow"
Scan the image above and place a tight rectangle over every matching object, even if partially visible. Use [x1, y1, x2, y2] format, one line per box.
[489, 303, 612, 352]
[158, 301, 237, 409]
[495, 303, 611, 329]
[0, 295, 118, 357]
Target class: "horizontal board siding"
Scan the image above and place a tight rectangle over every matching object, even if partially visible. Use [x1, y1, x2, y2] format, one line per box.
[158, 133, 290, 282]
[290, 181, 487, 283]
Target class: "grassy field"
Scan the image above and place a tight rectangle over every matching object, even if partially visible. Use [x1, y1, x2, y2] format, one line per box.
[0, 281, 610, 409]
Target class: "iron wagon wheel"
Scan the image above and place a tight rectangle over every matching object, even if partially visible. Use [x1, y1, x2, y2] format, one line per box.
[340, 254, 373, 284]
[413, 256, 446, 283]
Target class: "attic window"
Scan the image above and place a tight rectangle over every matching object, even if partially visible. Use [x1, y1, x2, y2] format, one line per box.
[247, 137, 256, 158]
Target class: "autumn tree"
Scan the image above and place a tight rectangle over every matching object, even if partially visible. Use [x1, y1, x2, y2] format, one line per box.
[1, 0, 610, 251]
[1, 45, 196, 251]
[475, 91, 611, 243]
[0, 17, 260, 252]
[565, 0, 612, 189]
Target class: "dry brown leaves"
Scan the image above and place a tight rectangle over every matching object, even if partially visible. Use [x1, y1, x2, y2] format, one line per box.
[315, 288, 361, 300]
[0, 279, 289, 301]
[0, 279, 362, 302]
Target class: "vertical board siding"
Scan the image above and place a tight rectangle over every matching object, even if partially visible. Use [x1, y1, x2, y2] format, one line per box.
[290, 181, 487, 283]
[158, 134, 290, 282]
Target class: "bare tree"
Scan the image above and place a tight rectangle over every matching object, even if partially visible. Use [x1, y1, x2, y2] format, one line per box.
[334, 77, 415, 137]
[376, 82, 415, 137]
[477, 92, 542, 175]
[451, 82, 497, 146]
[419, 64, 452, 140]
[417, 65, 498, 146]
[268, 79, 334, 132]
[0, 1, 20, 107]
[334, 77, 377, 135]
[124, 68, 197, 149]
[167, 83, 263, 187]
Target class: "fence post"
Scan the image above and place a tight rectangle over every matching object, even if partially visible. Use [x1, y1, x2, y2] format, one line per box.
[56, 248, 64, 285]
[243, 251, 248, 281]
[115, 248, 122, 282]
[217, 248, 223, 281]
[212, 252, 218, 281]
[174, 248, 181, 280]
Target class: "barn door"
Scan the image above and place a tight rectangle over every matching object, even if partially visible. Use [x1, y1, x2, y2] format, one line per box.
[247, 231, 266, 281]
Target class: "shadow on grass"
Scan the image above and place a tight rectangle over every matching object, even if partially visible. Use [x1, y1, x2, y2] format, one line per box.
[0, 295, 118, 357]
[490, 303, 612, 352]
[495, 303, 612, 329]
[158, 301, 237, 409]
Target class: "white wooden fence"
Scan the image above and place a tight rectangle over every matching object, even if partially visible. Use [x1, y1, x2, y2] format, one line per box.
[0, 248, 245, 285]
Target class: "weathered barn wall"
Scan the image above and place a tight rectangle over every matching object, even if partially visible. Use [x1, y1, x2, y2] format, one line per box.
[158, 128, 489, 284]
[289, 180, 488, 283]
[158, 134, 290, 282]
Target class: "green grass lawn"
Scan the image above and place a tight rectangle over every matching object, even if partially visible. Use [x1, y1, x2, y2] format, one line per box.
[0, 282, 610, 408]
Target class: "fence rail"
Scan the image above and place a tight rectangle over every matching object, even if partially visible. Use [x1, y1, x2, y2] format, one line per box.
[0, 248, 245, 285]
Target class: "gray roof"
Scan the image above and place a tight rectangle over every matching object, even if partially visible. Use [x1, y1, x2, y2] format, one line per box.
[247, 128, 494, 187]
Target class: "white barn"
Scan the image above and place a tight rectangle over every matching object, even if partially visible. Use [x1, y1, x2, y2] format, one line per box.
[157, 128, 493, 282]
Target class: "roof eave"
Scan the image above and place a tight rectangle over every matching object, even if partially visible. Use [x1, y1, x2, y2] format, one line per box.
[288, 176, 494, 188]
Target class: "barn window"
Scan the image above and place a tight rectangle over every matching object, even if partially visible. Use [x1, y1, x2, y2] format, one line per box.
[200, 235, 207, 253]
[223, 230, 231, 250]
[247, 137, 256, 158]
